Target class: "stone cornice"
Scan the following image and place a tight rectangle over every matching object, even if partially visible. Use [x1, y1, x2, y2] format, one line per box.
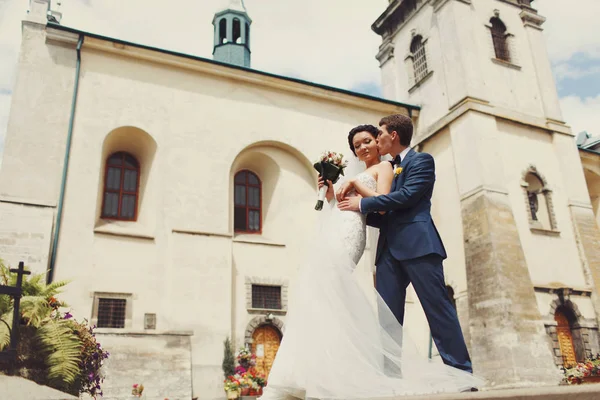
[375, 40, 395, 66]
[520, 9, 546, 30]
[45, 26, 417, 116]
[372, 0, 430, 39]
[431, 0, 471, 13]
[413, 97, 572, 148]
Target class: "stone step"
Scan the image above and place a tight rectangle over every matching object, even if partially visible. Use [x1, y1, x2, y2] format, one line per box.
[390, 384, 600, 400]
[0, 374, 78, 400]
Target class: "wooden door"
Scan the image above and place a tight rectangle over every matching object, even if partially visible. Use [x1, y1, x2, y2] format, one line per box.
[555, 310, 577, 367]
[251, 325, 281, 377]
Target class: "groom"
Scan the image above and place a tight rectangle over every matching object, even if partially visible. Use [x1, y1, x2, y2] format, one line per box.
[338, 114, 473, 374]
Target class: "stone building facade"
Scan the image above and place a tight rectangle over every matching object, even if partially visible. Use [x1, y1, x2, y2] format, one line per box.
[1, 0, 600, 398]
[374, 0, 600, 389]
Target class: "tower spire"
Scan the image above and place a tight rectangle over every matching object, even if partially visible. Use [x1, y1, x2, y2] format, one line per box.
[212, 0, 252, 68]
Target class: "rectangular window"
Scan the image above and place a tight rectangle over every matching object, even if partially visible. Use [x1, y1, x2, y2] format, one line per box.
[252, 285, 282, 310]
[92, 292, 132, 329]
[97, 298, 127, 328]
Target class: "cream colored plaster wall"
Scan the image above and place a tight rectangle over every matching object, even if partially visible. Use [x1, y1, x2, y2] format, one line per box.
[496, 119, 586, 289]
[385, 0, 558, 134]
[0, 202, 54, 275]
[0, 22, 76, 205]
[20, 37, 407, 399]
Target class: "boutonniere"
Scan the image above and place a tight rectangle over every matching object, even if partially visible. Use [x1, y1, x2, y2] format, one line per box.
[394, 167, 403, 177]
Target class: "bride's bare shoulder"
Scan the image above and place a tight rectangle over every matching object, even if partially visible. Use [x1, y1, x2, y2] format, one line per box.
[364, 161, 391, 179]
[377, 160, 393, 171]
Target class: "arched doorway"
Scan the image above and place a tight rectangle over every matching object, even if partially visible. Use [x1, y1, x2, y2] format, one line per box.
[251, 325, 282, 377]
[555, 308, 577, 367]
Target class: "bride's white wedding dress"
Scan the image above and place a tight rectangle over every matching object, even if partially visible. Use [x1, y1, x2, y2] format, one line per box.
[260, 173, 484, 400]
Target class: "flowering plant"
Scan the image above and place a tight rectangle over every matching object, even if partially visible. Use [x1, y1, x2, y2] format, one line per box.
[0, 261, 109, 398]
[224, 377, 241, 391]
[68, 318, 110, 398]
[132, 383, 145, 397]
[563, 353, 600, 384]
[223, 348, 267, 395]
[313, 151, 348, 210]
[236, 347, 256, 367]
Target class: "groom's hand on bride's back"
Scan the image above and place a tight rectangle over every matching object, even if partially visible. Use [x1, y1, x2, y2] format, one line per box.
[337, 195, 362, 211]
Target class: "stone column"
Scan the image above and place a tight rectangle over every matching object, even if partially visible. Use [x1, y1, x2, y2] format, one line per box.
[451, 111, 560, 389]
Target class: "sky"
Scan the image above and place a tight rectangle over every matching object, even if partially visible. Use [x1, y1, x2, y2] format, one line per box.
[0, 0, 599, 168]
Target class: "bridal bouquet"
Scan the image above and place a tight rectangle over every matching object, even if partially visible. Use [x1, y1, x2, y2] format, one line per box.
[314, 151, 348, 210]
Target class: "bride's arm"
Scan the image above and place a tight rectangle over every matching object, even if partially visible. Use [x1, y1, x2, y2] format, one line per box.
[351, 162, 393, 198]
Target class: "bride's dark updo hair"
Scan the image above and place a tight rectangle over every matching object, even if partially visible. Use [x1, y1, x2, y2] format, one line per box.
[348, 124, 380, 156]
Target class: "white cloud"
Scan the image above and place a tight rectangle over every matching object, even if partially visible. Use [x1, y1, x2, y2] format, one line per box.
[0, 0, 22, 171]
[535, 1, 600, 135]
[0, 0, 598, 165]
[553, 63, 600, 81]
[560, 95, 600, 136]
[535, 0, 600, 64]
[0, 0, 389, 167]
[56, 0, 387, 90]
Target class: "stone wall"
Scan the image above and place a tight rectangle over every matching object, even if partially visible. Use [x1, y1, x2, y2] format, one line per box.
[0, 201, 54, 275]
[94, 332, 192, 400]
[462, 191, 560, 388]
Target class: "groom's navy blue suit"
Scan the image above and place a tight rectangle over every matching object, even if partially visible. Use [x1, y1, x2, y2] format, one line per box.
[360, 148, 473, 373]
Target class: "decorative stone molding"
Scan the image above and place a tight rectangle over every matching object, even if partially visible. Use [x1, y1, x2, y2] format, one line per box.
[91, 292, 133, 329]
[485, 15, 519, 68]
[432, 0, 471, 13]
[405, 33, 431, 91]
[520, 165, 559, 233]
[491, 57, 521, 70]
[544, 296, 599, 367]
[46, 27, 80, 47]
[372, 0, 429, 40]
[245, 276, 289, 314]
[548, 298, 585, 323]
[376, 40, 395, 66]
[520, 9, 546, 30]
[244, 315, 284, 345]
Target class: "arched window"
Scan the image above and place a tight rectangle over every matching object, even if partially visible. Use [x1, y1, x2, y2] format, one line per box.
[101, 152, 140, 221]
[219, 18, 228, 44]
[490, 17, 510, 62]
[522, 166, 557, 231]
[233, 18, 241, 44]
[234, 170, 261, 233]
[245, 22, 250, 46]
[410, 35, 428, 83]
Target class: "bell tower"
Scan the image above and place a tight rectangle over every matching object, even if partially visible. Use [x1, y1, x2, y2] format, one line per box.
[212, 0, 252, 68]
[371, 0, 600, 390]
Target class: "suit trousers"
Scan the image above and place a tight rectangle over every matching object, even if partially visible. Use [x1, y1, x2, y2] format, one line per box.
[376, 245, 473, 373]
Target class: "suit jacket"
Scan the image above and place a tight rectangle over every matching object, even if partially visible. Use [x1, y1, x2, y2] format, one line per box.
[360, 149, 447, 262]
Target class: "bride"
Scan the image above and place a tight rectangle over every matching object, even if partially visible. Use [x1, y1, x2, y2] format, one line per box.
[259, 125, 484, 400]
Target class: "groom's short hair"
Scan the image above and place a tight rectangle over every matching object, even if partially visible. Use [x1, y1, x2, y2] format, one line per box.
[379, 114, 413, 147]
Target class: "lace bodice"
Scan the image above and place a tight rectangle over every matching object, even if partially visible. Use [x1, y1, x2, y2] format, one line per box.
[333, 172, 377, 264]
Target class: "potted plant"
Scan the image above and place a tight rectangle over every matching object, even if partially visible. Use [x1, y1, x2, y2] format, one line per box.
[224, 378, 241, 399]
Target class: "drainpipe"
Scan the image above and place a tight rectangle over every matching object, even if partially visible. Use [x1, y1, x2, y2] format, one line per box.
[47, 34, 84, 284]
